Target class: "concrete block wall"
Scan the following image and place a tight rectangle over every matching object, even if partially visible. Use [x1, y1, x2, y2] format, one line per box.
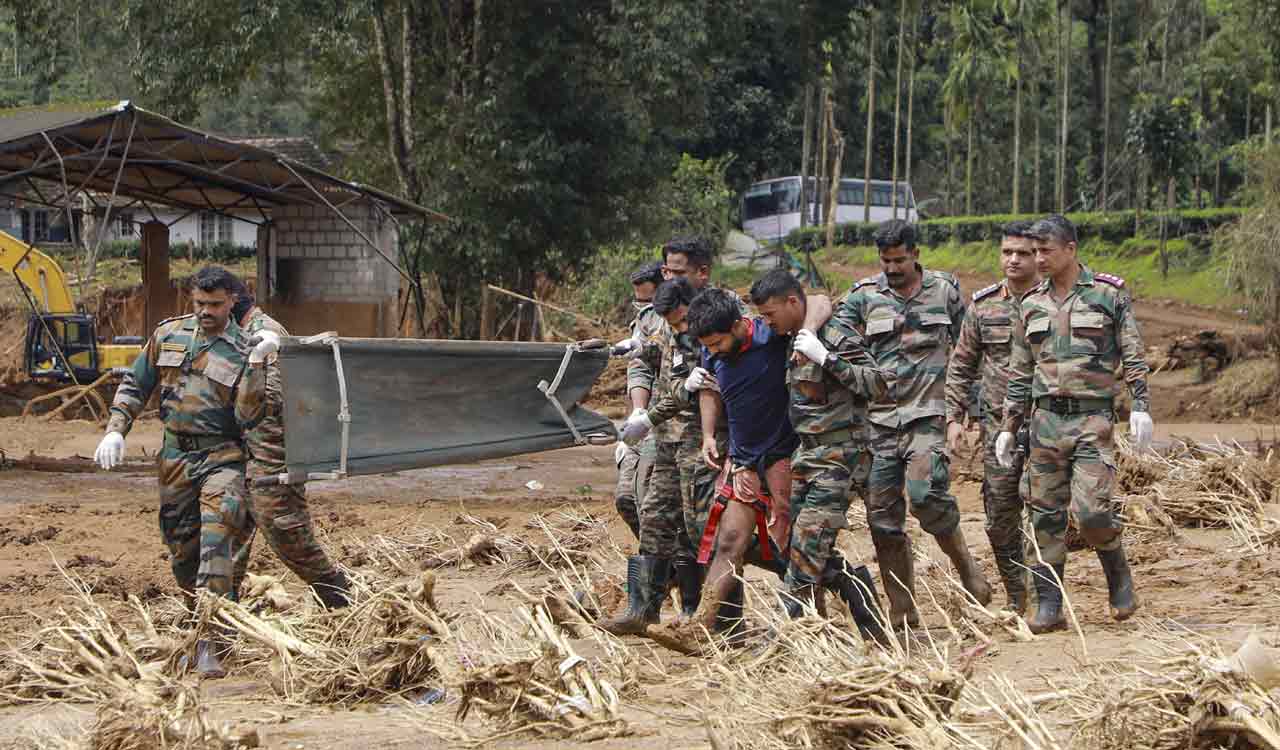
[271, 202, 399, 303]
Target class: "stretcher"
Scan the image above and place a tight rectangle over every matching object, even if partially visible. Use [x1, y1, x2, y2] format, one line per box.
[256, 334, 616, 485]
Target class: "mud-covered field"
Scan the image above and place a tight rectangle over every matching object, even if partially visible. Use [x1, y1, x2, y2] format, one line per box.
[0, 270, 1278, 749]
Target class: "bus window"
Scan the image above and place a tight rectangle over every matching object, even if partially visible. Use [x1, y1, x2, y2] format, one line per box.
[742, 178, 801, 221]
[837, 182, 864, 206]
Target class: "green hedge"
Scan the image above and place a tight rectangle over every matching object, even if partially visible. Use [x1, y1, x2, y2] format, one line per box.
[784, 208, 1245, 252]
[81, 240, 257, 262]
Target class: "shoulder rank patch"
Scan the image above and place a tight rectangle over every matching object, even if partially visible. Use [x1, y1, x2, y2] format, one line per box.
[972, 282, 1001, 302]
[1095, 272, 1125, 288]
[852, 275, 878, 290]
[159, 342, 187, 352]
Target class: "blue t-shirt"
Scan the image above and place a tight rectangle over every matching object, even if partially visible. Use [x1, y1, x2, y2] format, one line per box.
[703, 318, 798, 471]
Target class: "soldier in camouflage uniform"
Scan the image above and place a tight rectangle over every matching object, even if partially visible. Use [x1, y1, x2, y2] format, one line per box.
[94, 266, 252, 677]
[944, 221, 1040, 612]
[599, 239, 720, 635]
[750, 269, 887, 643]
[833, 220, 992, 628]
[233, 296, 351, 609]
[998, 214, 1151, 633]
[611, 262, 665, 540]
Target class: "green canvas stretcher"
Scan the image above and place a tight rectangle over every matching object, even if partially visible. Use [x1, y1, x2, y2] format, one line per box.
[261, 334, 617, 485]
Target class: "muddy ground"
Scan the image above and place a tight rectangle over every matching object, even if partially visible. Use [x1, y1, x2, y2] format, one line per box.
[0, 266, 1277, 747]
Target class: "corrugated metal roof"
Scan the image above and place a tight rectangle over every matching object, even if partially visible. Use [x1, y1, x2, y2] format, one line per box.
[0, 101, 443, 221]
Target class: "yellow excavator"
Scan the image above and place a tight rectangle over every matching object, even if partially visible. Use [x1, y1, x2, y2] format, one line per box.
[1, 231, 141, 386]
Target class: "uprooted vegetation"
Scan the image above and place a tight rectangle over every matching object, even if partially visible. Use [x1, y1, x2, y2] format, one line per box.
[2, 487, 1278, 750]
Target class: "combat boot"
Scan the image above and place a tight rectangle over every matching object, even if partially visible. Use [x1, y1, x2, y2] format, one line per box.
[991, 540, 1028, 614]
[671, 557, 704, 619]
[936, 527, 993, 606]
[598, 555, 669, 636]
[1096, 544, 1139, 621]
[310, 570, 352, 610]
[1027, 563, 1067, 634]
[871, 531, 920, 628]
[828, 563, 889, 646]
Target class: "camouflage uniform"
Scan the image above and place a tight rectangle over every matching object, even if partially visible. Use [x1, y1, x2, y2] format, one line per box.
[785, 316, 883, 589]
[616, 304, 664, 539]
[1002, 266, 1151, 566]
[946, 281, 1030, 605]
[835, 268, 965, 538]
[107, 315, 251, 599]
[643, 322, 708, 560]
[234, 307, 342, 590]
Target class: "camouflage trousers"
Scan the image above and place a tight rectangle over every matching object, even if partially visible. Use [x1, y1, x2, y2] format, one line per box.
[867, 416, 961, 538]
[1027, 408, 1123, 565]
[979, 420, 1027, 552]
[156, 437, 251, 599]
[233, 483, 340, 589]
[614, 435, 656, 540]
[785, 440, 871, 589]
[638, 440, 689, 558]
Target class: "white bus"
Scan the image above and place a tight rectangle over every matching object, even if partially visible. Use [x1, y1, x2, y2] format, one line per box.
[741, 176, 919, 245]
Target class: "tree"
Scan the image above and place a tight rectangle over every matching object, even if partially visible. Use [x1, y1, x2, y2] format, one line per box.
[1126, 97, 1197, 276]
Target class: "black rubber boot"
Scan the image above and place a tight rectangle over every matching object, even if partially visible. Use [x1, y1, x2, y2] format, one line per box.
[991, 540, 1028, 614]
[671, 557, 703, 618]
[1028, 563, 1067, 634]
[837, 565, 890, 646]
[1097, 545, 1139, 621]
[310, 570, 352, 610]
[598, 555, 669, 635]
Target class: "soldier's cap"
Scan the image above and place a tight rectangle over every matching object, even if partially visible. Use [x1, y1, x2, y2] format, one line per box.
[629, 261, 664, 286]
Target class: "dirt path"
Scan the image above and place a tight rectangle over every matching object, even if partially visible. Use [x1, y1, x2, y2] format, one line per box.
[1, 416, 1278, 748]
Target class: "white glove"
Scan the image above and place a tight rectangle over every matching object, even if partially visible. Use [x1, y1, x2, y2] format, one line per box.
[793, 329, 830, 367]
[614, 441, 632, 467]
[621, 410, 653, 445]
[94, 431, 126, 470]
[249, 330, 281, 364]
[684, 366, 712, 393]
[995, 431, 1016, 469]
[1129, 411, 1154, 452]
[612, 336, 643, 360]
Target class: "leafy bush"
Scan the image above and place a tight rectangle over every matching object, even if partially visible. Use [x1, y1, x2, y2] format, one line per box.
[81, 240, 256, 262]
[573, 243, 660, 323]
[784, 208, 1245, 252]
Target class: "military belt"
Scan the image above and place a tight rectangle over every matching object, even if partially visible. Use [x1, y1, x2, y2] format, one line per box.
[1035, 396, 1113, 415]
[798, 427, 856, 449]
[163, 431, 240, 452]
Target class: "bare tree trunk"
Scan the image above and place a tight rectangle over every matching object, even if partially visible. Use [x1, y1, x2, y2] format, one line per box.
[1059, 0, 1071, 212]
[966, 98, 975, 215]
[891, 0, 906, 219]
[827, 114, 845, 249]
[946, 131, 955, 215]
[1195, 0, 1206, 208]
[371, 8, 410, 197]
[1268, 101, 1274, 149]
[1034, 76, 1042, 213]
[1102, 0, 1113, 212]
[905, 5, 918, 216]
[800, 82, 814, 228]
[1245, 88, 1252, 191]
[1054, 2, 1064, 213]
[863, 9, 877, 224]
[817, 85, 830, 226]
[1013, 46, 1022, 214]
[1160, 0, 1172, 90]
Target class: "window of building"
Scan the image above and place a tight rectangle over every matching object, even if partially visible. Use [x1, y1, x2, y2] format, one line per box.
[218, 214, 234, 244]
[199, 212, 216, 247]
[117, 212, 134, 238]
[33, 210, 49, 242]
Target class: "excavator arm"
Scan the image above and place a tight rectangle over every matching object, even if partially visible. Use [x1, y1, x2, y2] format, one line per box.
[0, 231, 77, 314]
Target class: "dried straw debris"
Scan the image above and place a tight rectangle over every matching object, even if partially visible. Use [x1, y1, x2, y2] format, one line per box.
[442, 602, 632, 743]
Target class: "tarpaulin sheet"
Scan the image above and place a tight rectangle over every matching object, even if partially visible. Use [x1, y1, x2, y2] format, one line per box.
[277, 337, 616, 479]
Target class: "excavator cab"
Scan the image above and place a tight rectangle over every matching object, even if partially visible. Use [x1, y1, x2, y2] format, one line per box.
[25, 313, 101, 383]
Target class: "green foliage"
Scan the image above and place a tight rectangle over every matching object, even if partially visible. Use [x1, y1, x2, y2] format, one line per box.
[572, 243, 660, 323]
[1126, 98, 1199, 187]
[667, 154, 736, 251]
[784, 208, 1245, 252]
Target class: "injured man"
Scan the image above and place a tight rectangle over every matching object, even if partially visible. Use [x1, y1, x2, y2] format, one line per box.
[645, 287, 798, 654]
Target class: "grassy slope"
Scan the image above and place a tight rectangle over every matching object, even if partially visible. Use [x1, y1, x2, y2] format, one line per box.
[801, 238, 1242, 309]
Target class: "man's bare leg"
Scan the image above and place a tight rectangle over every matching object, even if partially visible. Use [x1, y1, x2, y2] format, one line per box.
[647, 501, 757, 653]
